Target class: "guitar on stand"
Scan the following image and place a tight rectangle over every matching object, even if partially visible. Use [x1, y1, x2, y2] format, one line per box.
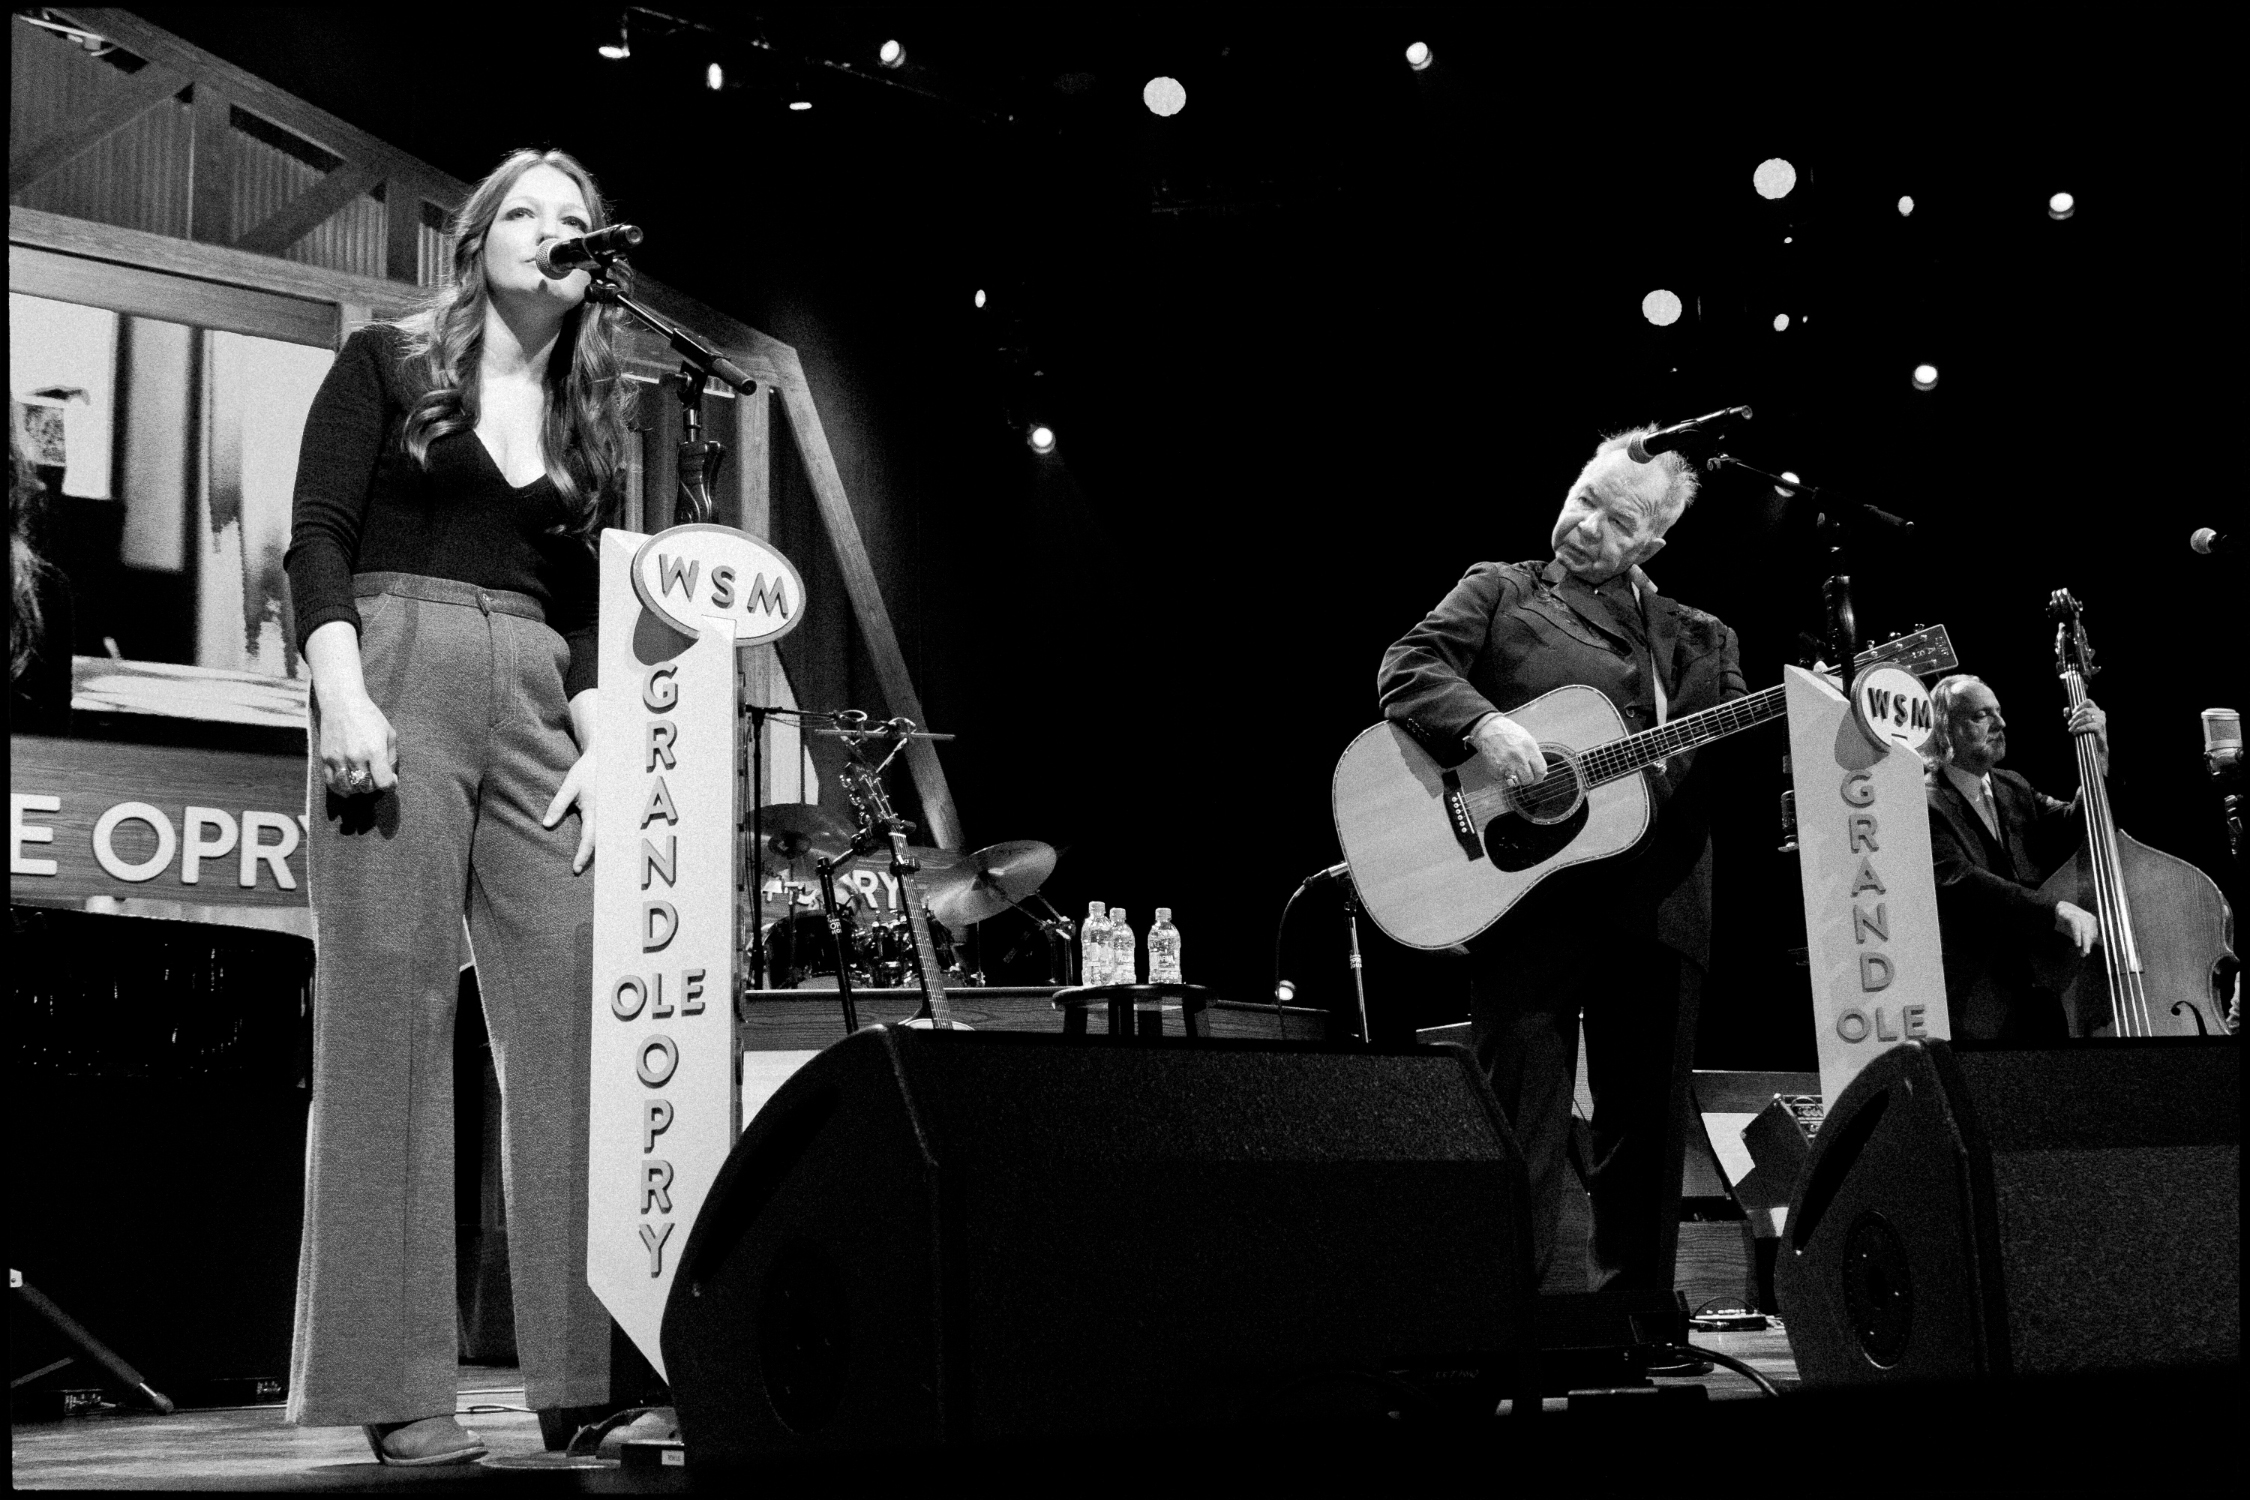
[833, 716, 964, 1030]
[1332, 624, 1958, 951]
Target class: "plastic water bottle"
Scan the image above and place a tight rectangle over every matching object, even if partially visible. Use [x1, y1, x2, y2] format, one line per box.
[1109, 908, 1139, 986]
[1149, 908, 1182, 983]
[1080, 902, 1112, 986]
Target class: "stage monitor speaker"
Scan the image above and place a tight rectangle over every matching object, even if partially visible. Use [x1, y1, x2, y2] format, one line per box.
[1776, 1038, 2238, 1385]
[662, 1028, 1533, 1459]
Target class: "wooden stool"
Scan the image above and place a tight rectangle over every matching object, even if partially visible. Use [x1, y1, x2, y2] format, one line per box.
[1051, 983, 1214, 1040]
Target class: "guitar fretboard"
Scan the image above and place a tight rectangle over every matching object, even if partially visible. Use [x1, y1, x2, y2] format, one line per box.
[896, 866, 954, 1027]
[1579, 684, 1790, 787]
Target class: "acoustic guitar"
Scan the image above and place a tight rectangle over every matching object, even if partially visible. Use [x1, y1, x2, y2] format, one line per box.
[840, 741, 959, 1029]
[1331, 624, 1957, 950]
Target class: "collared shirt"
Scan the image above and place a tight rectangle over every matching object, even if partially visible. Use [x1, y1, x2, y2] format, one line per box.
[1940, 761, 2001, 839]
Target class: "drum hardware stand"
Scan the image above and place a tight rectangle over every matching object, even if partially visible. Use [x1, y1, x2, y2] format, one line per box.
[989, 895, 1081, 986]
[11, 1272, 174, 1415]
[809, 852, 861, 1035]
[738, 702, 844, 997]
[582, 259, 759, 526]
[1705, 454, 1914, 683]
[1022, 894, 1080, 985]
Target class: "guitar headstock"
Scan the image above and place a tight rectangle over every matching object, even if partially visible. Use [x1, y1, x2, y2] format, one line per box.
[1853, 622, 1959, 681]
[2047, 588, 2096, 681]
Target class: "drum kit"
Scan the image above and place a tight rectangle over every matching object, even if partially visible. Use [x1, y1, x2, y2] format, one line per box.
[748, 802, 1068, 991]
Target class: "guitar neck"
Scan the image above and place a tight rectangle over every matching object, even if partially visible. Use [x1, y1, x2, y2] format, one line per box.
[1581, 683, 1789, 787]
[1578, 628, 1953, 786]
[896, 862, 954, 1026]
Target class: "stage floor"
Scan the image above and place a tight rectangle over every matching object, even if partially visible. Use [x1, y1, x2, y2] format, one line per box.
[12, 1333, 1800, 1490]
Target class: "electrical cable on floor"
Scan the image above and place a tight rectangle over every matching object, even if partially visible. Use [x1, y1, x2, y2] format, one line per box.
[1678, 1342, 1782, 1398]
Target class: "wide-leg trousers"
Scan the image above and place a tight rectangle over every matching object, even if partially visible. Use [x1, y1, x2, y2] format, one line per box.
[286, 573, 609, 1426]
[1470, 934, 1702, 1294]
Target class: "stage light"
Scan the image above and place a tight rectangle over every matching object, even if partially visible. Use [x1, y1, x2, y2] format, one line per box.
[789, 99, 812, 111]
[1774, 313, 1790, 331]
[1912, 363, 1939, 391]
[705, 62, 723, 90]
[1143, 76, 1186, 117]
[1782, 235, 1794, 244]
[1641, 289, 1683, 327]
[1027, 423, 1057, 455]
[1778, 470, 1802, 497]
[2048, 191, 2076, 220]
[878, 39, 906, 69]
[1405, 40, 1433, 71]
[597, 13, 629, 60]
[974, 289, 987, 309]
[1898, 195, 1915, 216]
[1753, 158, 1797, 200]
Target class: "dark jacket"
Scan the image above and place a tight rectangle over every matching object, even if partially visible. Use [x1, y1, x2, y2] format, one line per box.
[1923, 763, 2081, 1040]
[1376, 559, 1745, 967]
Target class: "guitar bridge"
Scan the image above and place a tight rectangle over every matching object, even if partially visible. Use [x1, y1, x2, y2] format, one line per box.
[1439, 770, 1484, 860]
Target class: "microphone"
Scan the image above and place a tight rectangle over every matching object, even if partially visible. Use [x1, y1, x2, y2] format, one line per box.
[1627, 406, 1752, 464]
[2204, 708, 2242, 774]
[2190, 527, 2232, 557]
[535, 223, 644, 278]
[2205, 708, 2244, 865]
[1300, 860, 1351, 887]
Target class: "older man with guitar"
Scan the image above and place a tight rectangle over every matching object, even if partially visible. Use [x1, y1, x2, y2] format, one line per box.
[1372, 426, 1743, 1293]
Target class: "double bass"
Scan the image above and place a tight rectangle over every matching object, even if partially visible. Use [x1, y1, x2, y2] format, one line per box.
[2033, 589, 2236, 1036]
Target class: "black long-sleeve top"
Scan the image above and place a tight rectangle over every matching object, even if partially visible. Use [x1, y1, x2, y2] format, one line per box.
[284, 325, 600, 698]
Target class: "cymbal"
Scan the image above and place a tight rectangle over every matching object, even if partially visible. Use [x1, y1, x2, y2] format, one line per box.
[747, 802, 856, 861]
[924, 840, 1058, 926]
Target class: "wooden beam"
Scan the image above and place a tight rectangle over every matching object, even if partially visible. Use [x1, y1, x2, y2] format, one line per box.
[8, 61, 189, 195]
[233, 158, 383, 257]
[12, 242, 337, 348]
[55, 10, 468, 209]
[769, 351, 962, 851]
[737, 384, 771, 538]
[188, 82, 235, 245]
[12, 204, 416, 323]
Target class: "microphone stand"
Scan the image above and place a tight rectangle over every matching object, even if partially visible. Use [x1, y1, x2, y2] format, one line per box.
[1705, 454, 1914, 681]
[582, 263, 758, 525]
[1338, 874, 1374, 1045]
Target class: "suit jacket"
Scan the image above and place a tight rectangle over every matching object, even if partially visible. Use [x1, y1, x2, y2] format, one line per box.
[1376, 559, 1745, 967]
[1923, 763, 2081, 1040]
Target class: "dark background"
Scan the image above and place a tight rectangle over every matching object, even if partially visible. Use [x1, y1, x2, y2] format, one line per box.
[131, 8, 2244, 1066]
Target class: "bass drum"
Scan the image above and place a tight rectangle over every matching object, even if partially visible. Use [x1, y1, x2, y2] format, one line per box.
[763, 911, 872, 991]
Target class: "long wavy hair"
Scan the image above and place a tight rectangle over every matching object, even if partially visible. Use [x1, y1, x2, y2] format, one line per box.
[10, 412, 53, 681]
[390, 148, 634, 537]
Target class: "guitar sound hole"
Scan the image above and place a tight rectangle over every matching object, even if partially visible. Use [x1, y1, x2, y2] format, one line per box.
[1483, 795, 1589, 871]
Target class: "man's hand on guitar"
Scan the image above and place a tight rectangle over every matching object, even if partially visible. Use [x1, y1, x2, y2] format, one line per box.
[2053, 900, 2100, 956]
[1471, 713, 1546, 787]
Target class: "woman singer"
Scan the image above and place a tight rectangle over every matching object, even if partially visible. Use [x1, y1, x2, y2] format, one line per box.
[283, 147, 631, 1466]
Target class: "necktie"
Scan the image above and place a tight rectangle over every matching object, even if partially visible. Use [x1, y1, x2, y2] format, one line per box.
[1977, 779, 2001, 840]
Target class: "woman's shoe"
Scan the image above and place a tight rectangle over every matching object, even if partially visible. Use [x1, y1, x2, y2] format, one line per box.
[361, 1415, 487, 1466]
